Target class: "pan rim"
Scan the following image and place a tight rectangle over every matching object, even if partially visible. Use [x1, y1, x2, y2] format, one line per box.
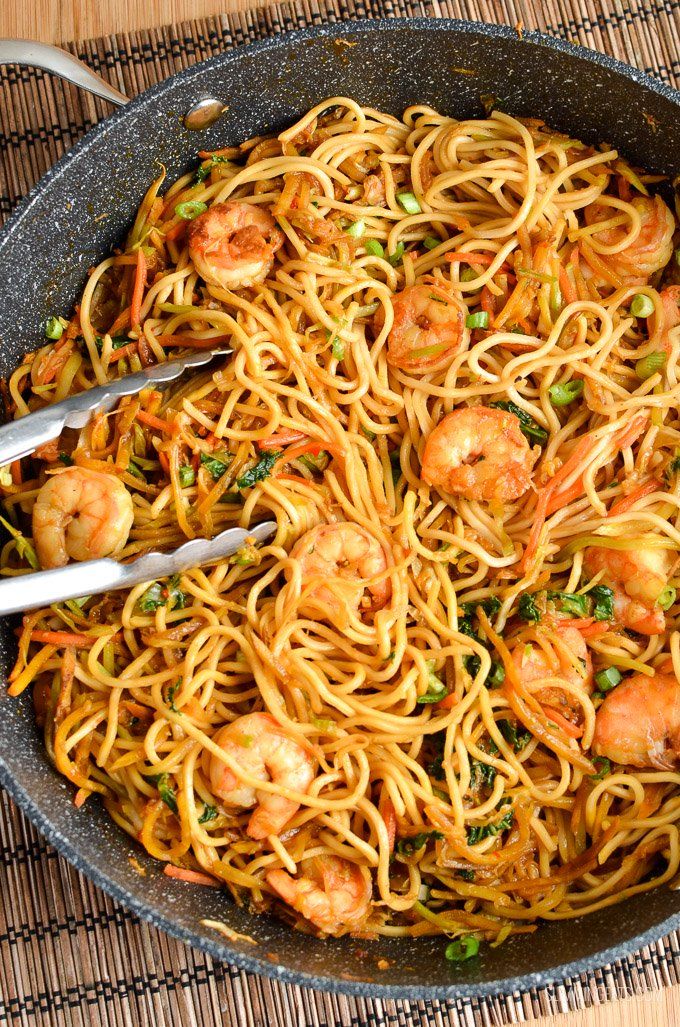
[1, 14, 680, 1000]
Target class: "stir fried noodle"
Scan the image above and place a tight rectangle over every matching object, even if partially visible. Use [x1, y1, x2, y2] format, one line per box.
[3, 99, 680, 948]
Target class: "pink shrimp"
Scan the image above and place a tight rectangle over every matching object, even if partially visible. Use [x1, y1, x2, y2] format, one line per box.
[267, 855, 372, 936]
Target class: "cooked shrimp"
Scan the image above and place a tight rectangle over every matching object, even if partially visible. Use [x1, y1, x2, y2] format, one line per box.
[584, 546, 672, 635]
[266, 855, 372, 936]
[593, 673, 680, 769]
[188, 201, 284, 289]
[381, 284, 467, 372]
[209, 713, 315, 840]
[287, 522, 391, 619]
[654, 286, 680, 354]
[584, 195, 675, 285]
[32, 467, 134, 570]
[512, 619, 593, 723]
[421, 406, 537, 504]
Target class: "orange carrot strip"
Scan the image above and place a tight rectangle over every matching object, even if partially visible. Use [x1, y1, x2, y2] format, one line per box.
[608, 478, 661, 518]
[558, 264, 577, 305]
[163, 865, 221, 888]
[545, 475, 585, 516]
[379, 795, 397, 853]
[28, 630, 94, 649]
[258, 430, 308, 450]
[522, 435, 596, 570]
[108, 308, 131, 335]
[158, 451, 170, 475]
[541, 706, 583, 739]
[613, 414, 648, 451]
[275, 473, 312, 486]
[136, 409, 173, 435]
[446, 251, 496, 266]
[108, 342, 138, 362]
[130, 249, 147, 330]
[10, 460, 22, 486]
[579, 621, 611, 639]
[164, 220, 187, 243]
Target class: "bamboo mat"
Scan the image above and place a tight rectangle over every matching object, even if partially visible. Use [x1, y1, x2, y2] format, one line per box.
[1, 1, 680, 1024]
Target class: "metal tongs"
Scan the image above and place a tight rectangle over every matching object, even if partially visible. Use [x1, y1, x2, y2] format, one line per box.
[0, 349, 278, 614]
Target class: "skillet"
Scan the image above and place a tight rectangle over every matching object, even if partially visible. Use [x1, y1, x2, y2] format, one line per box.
[0, 17, 679, 999]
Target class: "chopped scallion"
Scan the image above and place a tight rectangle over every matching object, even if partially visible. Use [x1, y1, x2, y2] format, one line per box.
[345, 219, 366, 239]
[45, 316, 64, 340]
[364, 239, 385, 259]
[465, 311, 489, 329]
[396, 191, 422, 214]
[445, 935, 480, 962]
[657, 585, 676, 611]
[594, 666, 622, 692]
[178, 465, 195, 488]
[635, 350, 666, 381]
[423, 235, 441, 250]
[549, 380, 584, 406]
[175, 200, 208, 220]
[630, 293, 655, 318]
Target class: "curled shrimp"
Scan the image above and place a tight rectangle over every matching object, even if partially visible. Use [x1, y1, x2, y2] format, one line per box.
[188, 201, 284, 289]
[421, 406, 537, 504]
[653, 286, 680, 355]
[266, 855, 372, 936]
[584, 546, 673, 635]
[380, 283, 467, 372]
[511, 618, 593, 723]
[287, 522, 391, 620]
[593, 673, 680, 769]
[583, 195, 675, 285]
[32, 467, 134, 570]
[208, 712, 315, 840]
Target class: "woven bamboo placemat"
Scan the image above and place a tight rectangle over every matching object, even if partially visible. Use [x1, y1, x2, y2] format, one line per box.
[1, 1, 680, 1023]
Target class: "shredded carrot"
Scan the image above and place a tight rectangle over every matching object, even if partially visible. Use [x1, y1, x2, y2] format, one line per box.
[130, 248, 147, 330]
[158, 451, 170, 475]
[379, 796, 397, 853]
[108, 306, 131, 335]
[258, 430, 308, 450]
[608, 478, 661, 517]
[163, 864, 221, 888]
[28, 630, 93, 648]
[446, 251, 496, 266]
[108, 342, 138, 362]
[437, 691, 457, 710]
[275, 473, 312, 486]
[277, 440, 342, 468]
[136, 409, 173, 435]
[541, 706, 583, 739]
[522, 434, 596, 571]
[164, 220, 187, 244]
[544, 474, 585, 516]
[558, 264, 577, 305]
[613, 414, 648, 451]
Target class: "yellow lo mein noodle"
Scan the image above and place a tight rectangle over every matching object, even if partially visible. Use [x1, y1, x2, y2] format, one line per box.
[3, 98, 680, 951]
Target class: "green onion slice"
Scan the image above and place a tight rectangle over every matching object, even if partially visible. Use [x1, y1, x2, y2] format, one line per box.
[445, 935, 480, 962]
[595, 667, 622, 692]
[345, 220, 366, 239]
[364, 239, 385, 258]
[396, 191, 422, 215]
[635, 350, 666, 381]
[45, 316, 64, 340]
[657, 585, 676, 611]
[175, 200, 208, 220]
[465, 311, 490, 329]
[549, 380, 584, 406]
[630, 293, 655, 318]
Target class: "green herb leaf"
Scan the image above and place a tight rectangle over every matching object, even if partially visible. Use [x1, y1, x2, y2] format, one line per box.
[58, 452, 74, 466]
[445, 935, 480, 962]
[456, 868, 475, 882]
[139, 574, 186, 613]
[388, 242, 405, 267]
[200, 451, 233, 481]
[198, 803, 218, 824]
[466, 807, 514, 845]
[489, 400, 548, 445]
[518, 593, 541, 623]
[423, 235, 441, 250]
[547, 590, 588, 617]
[461, 596, 501, 618]
[148, 772, 178, 813]
[194, 155, 230, 185]
[487, 660, 506, 687]
[179, 464, 196, 488]
[166, 679, 181, 712]
[417, 661, 448, 704]
[497, 719, 531, 752]
[395, 830, 443, 856]
[236, 449, 281, 489]
[590, 584, 614, 621]
[470, 758, 497, 790]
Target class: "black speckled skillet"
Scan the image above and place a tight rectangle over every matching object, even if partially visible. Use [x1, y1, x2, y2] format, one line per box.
[0, 17, 679, 1000]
